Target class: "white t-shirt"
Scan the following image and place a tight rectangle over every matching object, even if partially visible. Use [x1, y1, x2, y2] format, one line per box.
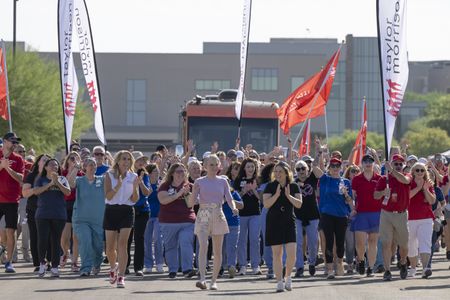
[106, 171, 137, 206]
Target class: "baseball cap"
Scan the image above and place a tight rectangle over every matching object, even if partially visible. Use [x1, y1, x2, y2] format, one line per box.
[362, 154, 375, 162]
[3, 132, 21, 143]
[236, 150, 245, 159]
[301, 155, 314, 162]
[391, 154, 405, 162]
[407, 155, 418, 162]
[329, 157, 342, 165]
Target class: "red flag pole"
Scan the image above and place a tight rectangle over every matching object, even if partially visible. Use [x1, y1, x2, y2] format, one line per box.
[1, 40, 12, 132]
[293, 44, 342, 148]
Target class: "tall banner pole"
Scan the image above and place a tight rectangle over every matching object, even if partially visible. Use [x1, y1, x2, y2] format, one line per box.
[235, 0, 252, 141]
[73, 0, 107, 147]
[58, 0, 79, 154]
[324, 106, 329, 145]
[1, 40, 12, 132]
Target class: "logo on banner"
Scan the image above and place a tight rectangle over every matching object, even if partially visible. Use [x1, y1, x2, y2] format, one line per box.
[64, 83, 76, 116]
[386, 79, 403, 117]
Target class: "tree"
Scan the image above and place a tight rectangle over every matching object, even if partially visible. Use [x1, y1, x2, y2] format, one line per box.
[402, 127, 450, 157]
[0, 49, 93, 154]
[327, 130, 389, 159]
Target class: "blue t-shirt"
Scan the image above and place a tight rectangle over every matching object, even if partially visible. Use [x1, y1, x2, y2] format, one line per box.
[148, 182, 160, 218]
[223, 190, 242, 227]
[73, 176, 105, 225]
[35, 176, 68, 220]
[319, 174, 352, 217]
[134, 174, 150, 213]
[432, 186, 445, 211]
[95, 164, 109, 176]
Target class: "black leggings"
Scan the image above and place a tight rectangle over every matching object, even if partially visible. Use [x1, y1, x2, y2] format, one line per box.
[27, 209, 51, 267]
[36, 219, 65, 268]
[127, 212, 149, 272]
[320, 214, 348, 263]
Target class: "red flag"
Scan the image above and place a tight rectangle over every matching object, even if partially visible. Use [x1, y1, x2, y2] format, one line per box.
[351, 100, 367, 165]
[0, 46, 9, 121]
[277, 47, 341, 135]
[298, 119, 311, 157]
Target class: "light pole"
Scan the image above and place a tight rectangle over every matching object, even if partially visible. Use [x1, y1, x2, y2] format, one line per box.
[13, 0, 18, 59]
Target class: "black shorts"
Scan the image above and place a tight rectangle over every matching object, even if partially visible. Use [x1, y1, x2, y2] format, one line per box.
[103, 205, 134, 231]
[66, 201, 74, 223]
[0, 203, 19, 230]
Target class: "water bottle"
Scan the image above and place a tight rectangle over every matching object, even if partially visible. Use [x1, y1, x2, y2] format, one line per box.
[338, 179, 345, 195]
[382, 186, 390, 205]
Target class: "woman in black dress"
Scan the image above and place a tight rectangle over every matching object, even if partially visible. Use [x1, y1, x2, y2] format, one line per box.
[263, 162, 302, 292]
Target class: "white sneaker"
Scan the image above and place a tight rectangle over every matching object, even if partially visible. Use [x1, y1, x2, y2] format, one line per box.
[408, 268, 416, 278]
[238, 266, 246, 275]
[156, 264, 164, 273]
[209, 281, 218, 290]
[276, 281, 285, 292]
[285, 277, 292, 291]
[38, 263, 46, 277]
[50, 267, 60, 277]
[143, 267, 152, 274]
[252, 267, 262, 275]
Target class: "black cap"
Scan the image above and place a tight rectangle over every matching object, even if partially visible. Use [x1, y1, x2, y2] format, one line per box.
[362, 154, 375, 162]
[3, 132, 21, 142]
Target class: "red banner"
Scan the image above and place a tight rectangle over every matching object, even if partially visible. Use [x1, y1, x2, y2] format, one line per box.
[0, 45, 9, 121]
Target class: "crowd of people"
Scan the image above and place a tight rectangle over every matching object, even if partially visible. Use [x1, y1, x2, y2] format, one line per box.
[0, 131, 449, 292]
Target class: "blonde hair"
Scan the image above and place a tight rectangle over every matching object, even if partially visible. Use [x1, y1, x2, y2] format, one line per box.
[111, 150, 135, 178]
[411, 162, 429, 181]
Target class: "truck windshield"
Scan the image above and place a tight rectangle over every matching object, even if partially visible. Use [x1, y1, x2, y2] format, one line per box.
[188, 117, 278, 155]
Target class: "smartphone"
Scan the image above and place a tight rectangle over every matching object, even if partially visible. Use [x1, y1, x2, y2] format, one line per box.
[281, 147, 288, 158]
[175, 145, 184, 157]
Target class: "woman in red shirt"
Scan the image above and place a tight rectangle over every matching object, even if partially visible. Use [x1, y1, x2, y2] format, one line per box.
[407, 162, 436, 278]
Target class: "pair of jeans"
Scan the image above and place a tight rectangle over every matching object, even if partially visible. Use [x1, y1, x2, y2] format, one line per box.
[72, 222, 103, 273]
[127, 212, 149, 272]
[260, 208, 273, 269]
[375, 238, 384, 268]
[222, 225, 240, 268]
[295, 219, 319, 268]
[345, 223, 355, 265]
[36, 218, 65, 268]
[237, 215, 261, 269]
[320, 214, 348, 263]
[144, 217, 164, 268]
[160, 222, 195, 273]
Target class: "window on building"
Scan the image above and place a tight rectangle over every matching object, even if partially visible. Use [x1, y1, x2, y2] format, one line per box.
[195, 80, 231, 91]
[251, 68, 278, 91]
[291, 76, 305, 92]
[127, 79, 146, 126]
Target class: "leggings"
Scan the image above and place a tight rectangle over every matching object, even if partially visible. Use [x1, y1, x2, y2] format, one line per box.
[27, 208, 50, 267]
[36, 219, 65, 268]
[320, 214, 348, 263]
[127, 212, 149, 272]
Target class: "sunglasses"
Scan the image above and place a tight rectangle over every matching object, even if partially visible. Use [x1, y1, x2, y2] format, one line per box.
[17, 150, 25, 153]
[393, 162, 404, 167]
[350, 169, 360, 174]
[415, 169, 426, 173]
[362, 159, 374, 164]
[249, 156, 258, 159]
[329, 164, 341, 169]
[94, 152, 105, 156]
[7, 139, 19, 145]
[296, 167, 307, 172]
[72, 148, 81, 152]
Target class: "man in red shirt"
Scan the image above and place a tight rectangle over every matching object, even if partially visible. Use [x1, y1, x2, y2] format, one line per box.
[0, 132, 25, 273]
[374, 154, 411, 282]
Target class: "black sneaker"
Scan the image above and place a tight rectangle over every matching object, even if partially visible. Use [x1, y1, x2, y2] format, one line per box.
[168, 272, 177, 279]
[309, 265, 316, 276]
[446, 251, 450, 260]
[366, 267, 374, 277]
[421, 268, 432, 279]
[315, 257, 324, 266]
[294, 268, 304, 278]
[218, 267, 224, 278]
[399, 264, 407, 279]
[383, 270, 392, 281]
[33, 266, 40, 273]
[103, 256, 109, 264]
[183, 269, 197, 278]
[125, 268, 130, 275]
[358, 260, 365, 275]
[375, 265, 385, 273]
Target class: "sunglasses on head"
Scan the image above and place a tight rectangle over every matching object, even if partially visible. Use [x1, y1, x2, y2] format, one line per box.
[296, 167, 307, 172]
[415, 169, 426, 173]
[329, 164, 341, 169]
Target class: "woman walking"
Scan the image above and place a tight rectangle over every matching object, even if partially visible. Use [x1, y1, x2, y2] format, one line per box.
[33, 158, 71, 277]
[263, 162, 302, 292]
[190, 154, 239, 290]
[70, 158, 106, 276]
[104, 151, 140, 288]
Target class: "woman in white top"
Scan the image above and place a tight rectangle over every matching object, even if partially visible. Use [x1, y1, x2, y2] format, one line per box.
[189, 154, 238, 291]
[104, 150, 140, 288]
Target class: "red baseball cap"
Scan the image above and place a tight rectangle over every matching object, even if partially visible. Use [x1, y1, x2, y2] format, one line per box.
[329, 157, 342, 165]
[391, 154, 405, 162]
